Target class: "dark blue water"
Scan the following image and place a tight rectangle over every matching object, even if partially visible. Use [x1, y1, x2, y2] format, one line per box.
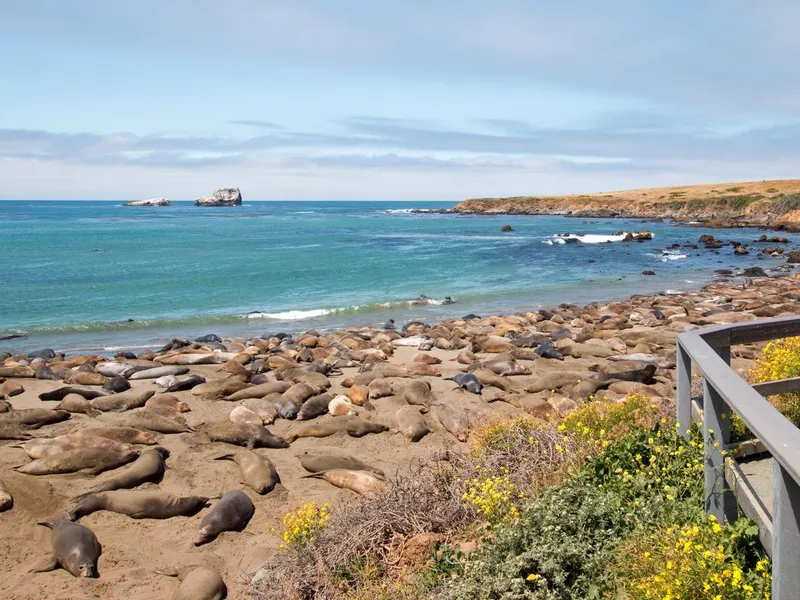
[0, 201, 791, 353]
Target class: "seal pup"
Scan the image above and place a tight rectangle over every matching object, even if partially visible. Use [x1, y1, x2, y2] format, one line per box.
[193, 490, 255, 546]
[156, 565, 227, 600]
[77, 447, 170, 497]
[32, 519, 102, 578]
[446, 373, 483, 395]
[69, 490, 211, 520]
[0, 479, 12, 511]
[215, 449, 280, 495]
[328, 395, 358, 416]
[103, 375, 131, 393]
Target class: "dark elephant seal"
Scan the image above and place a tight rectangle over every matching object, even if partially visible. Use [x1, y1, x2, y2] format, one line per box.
[205, 422, 290, 449]
[39, 386, 108, 402]
[166, 375, 207, 392]
[56, 393, 101, 417]
[446, 373, 483, 394]
[395, 406, 429, 442]
[215, 449, 279, 495]
[296, 392, 334, 421]
[103, 375, 131, 393]
[156, 564, 227, 600]
[14, 447, 139, 476]
[78, 447, 169, 497]
[69, 490, 210, 520]
[298, 452, 385, 477]
[92, 388, 155, 412]
[0, 479, 12, 511]
[194, 490, 255, 546]
[32, 520, 101, 578]
[0, 398, 11, 413]
[402, 380, 434, 412]
[535, 342, 565, 360]
[436, 404, 470, 442]
[0, 408, 71, 428]
[35, 365, 58, 380]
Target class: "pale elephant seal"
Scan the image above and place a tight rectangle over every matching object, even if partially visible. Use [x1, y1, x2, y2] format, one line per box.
[304, 469, 389, 496]
[146, 394, 190, 413]
[225, 381, 292, 401]
[91, 388, 156, 412]
[479, 359, 531, 376]
[53, 434, 137, 454]
[395, 406, 429, 442]
[69, 490, 210, 520]
[436, 405, 470, 442]
[156, 565, 227, 600]
[286, 416, 388, 443]
[205, 422, 290, 449]
[296, 392, 334, 421]
[298, 452, 384, 477]
[0, 408, 71, 428]
[39, 386, 108, 402]
[155, 375, 180, 389]
[446, 373, 483, 394]
[14, 438, 79, 459]
[194, 490, 255, 546]
[14, 447, 139, 476]
[243, 399, 278, 425]
[229, 406, 263, 426]
[96, 362, 136, 378]
[56, 393, 101, 417]
[129, 366, 190, 380]
[78, 447, 169, 497]
[215, 449, 279, 494]
[119, 411, 193, 434]
[32, 520, 101, 578]
[402, 381, 434, 412]
[0, 479, 12, 511]
[68, 427, 158, 445]
[165, 375, 207, 392]
[328, 395, 358, 416]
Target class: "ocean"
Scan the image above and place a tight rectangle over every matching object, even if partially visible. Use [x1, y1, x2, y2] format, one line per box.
[0, 200, 792, 355]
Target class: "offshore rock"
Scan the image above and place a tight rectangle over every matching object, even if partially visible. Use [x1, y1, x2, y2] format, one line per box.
[124, 198, 170, 207]
[194, 188, 242, 207]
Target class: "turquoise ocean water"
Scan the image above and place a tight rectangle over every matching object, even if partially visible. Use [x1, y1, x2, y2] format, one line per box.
[0, 201, 793, 354]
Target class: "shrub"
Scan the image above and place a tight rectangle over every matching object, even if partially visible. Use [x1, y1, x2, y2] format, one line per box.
[275, 501, 330, 548]
[462, 470, 523, 527]
[612, 516, 771, 599]
[559, 394, 662, 449]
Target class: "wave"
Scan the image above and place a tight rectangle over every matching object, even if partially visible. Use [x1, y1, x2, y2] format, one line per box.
[246, 308, 334, 320]
[552, 232, 657, 244]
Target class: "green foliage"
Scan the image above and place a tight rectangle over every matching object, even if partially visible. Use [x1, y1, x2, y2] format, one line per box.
[771, 193, 800, 213]
[726, 187, 743, 192]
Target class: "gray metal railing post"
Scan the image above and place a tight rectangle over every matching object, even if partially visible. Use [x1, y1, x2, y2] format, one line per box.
[772, 462, 800, 600]
[715, 345, 732, 366]
[676, 341, 692, 439]
[703, 380, 737, 524]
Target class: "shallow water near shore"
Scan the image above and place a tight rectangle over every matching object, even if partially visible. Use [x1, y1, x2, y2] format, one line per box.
[1, 200, 795, 353]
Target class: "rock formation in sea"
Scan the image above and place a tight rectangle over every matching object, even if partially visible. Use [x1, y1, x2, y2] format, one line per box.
[124, 198, 171, 207]
[194, 188, 243, 206]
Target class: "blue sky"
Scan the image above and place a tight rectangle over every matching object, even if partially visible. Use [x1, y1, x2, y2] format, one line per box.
[2, 0, 800, 200]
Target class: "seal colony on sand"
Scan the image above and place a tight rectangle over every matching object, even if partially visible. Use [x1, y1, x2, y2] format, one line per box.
[2, 271, 800, 597]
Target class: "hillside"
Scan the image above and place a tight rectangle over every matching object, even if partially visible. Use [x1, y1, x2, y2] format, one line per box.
[453, 179, 800, 230]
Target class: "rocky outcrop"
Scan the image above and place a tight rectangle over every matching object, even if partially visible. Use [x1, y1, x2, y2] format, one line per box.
[124, 198, 171, 207]
[194, 188, 242, 207]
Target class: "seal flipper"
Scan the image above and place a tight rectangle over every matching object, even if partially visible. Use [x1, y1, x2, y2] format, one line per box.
[30, 555, 58, 573]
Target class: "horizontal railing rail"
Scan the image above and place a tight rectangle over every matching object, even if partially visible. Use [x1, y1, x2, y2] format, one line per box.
[676, 315, 800, 600]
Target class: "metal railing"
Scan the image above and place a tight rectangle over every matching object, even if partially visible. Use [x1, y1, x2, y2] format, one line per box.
[677, 316, 800, 600]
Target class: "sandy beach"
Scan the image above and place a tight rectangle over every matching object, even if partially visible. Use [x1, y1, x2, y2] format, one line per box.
[1, 272, 798, 599]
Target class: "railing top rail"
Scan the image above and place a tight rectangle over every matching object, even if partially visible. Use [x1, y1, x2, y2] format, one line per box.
[678, 318, 800, 485]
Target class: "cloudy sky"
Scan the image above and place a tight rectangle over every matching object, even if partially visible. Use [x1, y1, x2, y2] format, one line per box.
[2, 1, 800, 200]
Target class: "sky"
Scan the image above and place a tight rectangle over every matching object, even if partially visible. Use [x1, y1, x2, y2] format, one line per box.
[2, 1, 800, 200]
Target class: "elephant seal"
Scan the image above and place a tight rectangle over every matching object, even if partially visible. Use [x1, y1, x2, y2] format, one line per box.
[0, 479, 12, 511]
[395, 406, 429, 442]
[304, 469, 389, 496]
[229, 406, 263, 426]
[282, 382, 316, 404]
[243, 399, 279, 425]
[296, 392, 334, 421]
[146, 394, 191, 413]
[446, 373, 483, 394]
[298, 452, 384, 477]
[35, 365, 58, 380]
[479, 359, 531, 376]
[14, 438, 80, 459]
[328, 395, 358, 416]
[402, 381, 434, 412]
[0, 408, 71, 428]
[0, 366, 35, 378]
[225, 381, 292, 401]
[471, 368, 514, 392]
[96, 362, 137, 378]
[286, 416, 388, 443]
[191, 377, 249, 398]
[56, 393, 101, 417]
[103, 375, 131, 393]
[129, 366, 190, 380]
[92, 388, 155, 412]
[67, 427, 158, 445]
[205, 422, 290, 449]
[367, 378, 393, 399]
[165, 375, 207, 392]
[119, 411, 193, 434]
[436, 405, 470, 442]
[535, 342, 565, 360]
[0, 398, 11, 413]
[39, 386, 108, 402]
[215, 449, 279, 494]
[69, 490, 210, 520]
[194, 490, 255, 546]
[64, 371, 108, 386]
[156, 565, 227, 600]
[1, 380, 24, 397]
[0, 423, 34, 440]
[78, 447, 169, 497]
[155, 375, 180, 389]
[14, 447, 139, 476]
[32, 520, 101, 578]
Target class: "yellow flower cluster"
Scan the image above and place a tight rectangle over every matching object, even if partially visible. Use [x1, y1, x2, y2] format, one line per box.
[751, 336, 800, 384]
[274, 501, 329, 548]
[462, 470, 521, 526]
[560, 394, 660, 447]
[470, 417, 541, 455]
[616, 516, 771, 600]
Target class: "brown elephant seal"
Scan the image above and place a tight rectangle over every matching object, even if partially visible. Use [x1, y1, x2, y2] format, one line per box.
[225, 381, 292, 401]
[92, 388, 155, 412]
[0, 398, 11, 413]
[243, 399, 279, 425]
[13, 438, 80, 459]
[296, 392, 334, 421]
[78, 447, 169, 497]
[205, 422, 290, 449]
[282, 382, 316, 404]
[524, 372, 584, 394]
[402, 381, 434, 412]
[229, 406, 263, 426]
[191, 377, 249, 398]
[0, 365, 35, 378]
[39, 386, 108, 402]
[1, 379, 24, 397]
[64, 371, 108, 386]
[472, 368, 515, 392]
[395, 406, 429, 442]
[411, 352, 442, 365]
[215, 449, 279, 494]
[286, 416, 388, 443]
[156, 565, 227, 600]
[406, 362, 441, 377]
[0, 479, 12, 511]
[298, 452, 384, 477]
[304, 469, 389, 496]
[142, 405, 191, 427]
[146, 394, 191, 413]
[165, 374, 207, 393]
[367, 378, 393, 399]
[598, 360, 657, 383]
[347, 384, 370, 406]
[478, 359, 531, 376]
[0, 408, 70, 428]
[328, 395, 358, 416]
[69, 490, 211, 520]
[194, 490, 255, 546]
[436, 405, 470, 442]
[14, 447, 139, 476]
[119, 411, 193, 434]
[56, 393, 101, 417]
[67, 427, 158, 445]
[0, 423, 34, 440]
[32, 520, 101, 578]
